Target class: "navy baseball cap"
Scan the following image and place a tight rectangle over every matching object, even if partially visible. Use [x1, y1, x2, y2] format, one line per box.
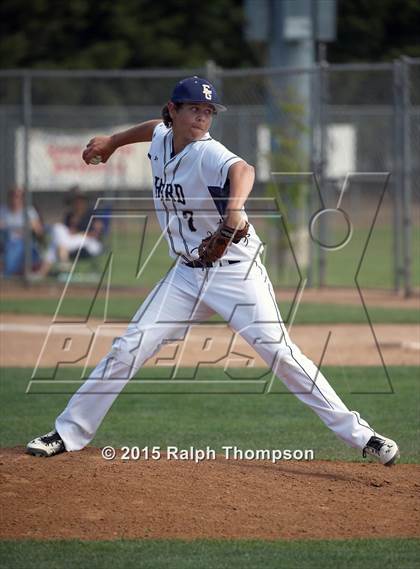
[170, 76, 226, 111]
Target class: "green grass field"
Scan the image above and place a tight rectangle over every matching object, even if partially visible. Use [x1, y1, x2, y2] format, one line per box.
[320, 225, 420, 290]
[2, 367, 418, 462]
[1, 539, 419, 569]
[37, 220, 420, 290]
[1, 296, 419, 324]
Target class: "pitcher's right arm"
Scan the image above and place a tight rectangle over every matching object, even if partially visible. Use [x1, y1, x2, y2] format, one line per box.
[82, 119, 162, 164]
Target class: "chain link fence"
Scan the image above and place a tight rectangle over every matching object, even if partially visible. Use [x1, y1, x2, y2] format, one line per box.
[0, 60, 418, 294]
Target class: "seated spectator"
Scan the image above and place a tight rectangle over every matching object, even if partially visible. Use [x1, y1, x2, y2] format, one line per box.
[40, 186, 104, 276]
[0, 187, 44, 277]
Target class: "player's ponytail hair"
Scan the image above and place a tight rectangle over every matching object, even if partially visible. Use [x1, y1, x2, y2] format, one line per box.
[161, 102, 183, 127]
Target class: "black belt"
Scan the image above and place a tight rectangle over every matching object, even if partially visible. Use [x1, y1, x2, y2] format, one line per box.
[184, 260, 241, 268]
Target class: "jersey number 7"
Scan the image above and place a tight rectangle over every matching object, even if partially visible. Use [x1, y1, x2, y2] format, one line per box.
[182, 210, 197, 232]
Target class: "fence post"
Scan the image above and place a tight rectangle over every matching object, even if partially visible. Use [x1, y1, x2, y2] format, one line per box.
[318, 61, 328, 288]
[206, 60, 223, 141]
[22, 71, 33, 284]
[308, 63, 323, 287]
[307, 67, 318, 288]
[401, 57, 412, 297]
[392, 61, 404, 293]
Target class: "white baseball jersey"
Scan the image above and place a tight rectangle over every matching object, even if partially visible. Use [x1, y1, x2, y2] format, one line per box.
[148, 122, 263, 262]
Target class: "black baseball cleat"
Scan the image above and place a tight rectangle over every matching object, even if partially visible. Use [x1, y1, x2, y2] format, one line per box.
[26, 429, 66, 457]
[362, 435, 400, 466]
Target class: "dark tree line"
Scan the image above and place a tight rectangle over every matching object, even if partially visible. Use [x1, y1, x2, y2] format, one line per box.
[1, 0, 419, 70]
[0, 0, 259, 69]
[329, 0, 420, 62]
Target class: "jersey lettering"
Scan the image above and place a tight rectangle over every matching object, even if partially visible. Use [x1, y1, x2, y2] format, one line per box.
[174, 184, 184, 203]
[165, 183, 173, 200]
[154, 176, 186, 205]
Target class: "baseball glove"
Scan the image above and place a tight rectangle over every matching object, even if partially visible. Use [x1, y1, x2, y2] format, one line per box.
[197, 221, 250, 263]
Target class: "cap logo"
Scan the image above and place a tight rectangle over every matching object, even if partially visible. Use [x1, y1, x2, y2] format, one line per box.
[202, 84, 213, 100]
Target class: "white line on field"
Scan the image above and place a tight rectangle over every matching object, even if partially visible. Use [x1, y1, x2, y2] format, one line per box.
[0, 323, 124, 337]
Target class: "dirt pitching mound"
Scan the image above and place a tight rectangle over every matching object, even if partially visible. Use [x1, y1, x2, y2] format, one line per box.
[1, 448, 419, 541]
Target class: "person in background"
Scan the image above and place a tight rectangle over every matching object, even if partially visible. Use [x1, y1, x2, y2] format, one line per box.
[40, 186, 103, 276]
[0, 187, 44, 277]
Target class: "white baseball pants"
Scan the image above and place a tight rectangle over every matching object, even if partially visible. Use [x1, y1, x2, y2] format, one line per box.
[56, 259, 376, 451]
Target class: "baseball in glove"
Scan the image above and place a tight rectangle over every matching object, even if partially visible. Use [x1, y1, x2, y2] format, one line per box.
[197, 221, 250, 263]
